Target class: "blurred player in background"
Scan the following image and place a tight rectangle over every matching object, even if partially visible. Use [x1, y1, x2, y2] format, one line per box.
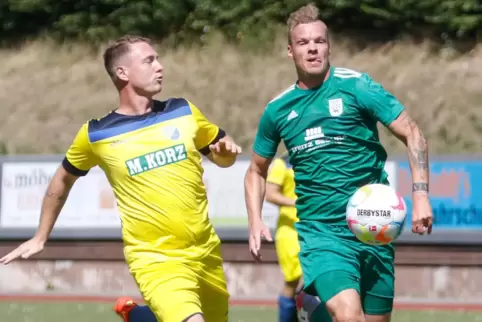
[245, 3, 432, 322]
[0, 35, 242, 322]
[266, 152, 301, 322]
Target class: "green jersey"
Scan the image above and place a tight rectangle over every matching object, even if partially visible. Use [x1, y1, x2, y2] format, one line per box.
[253, 66, 405, 233]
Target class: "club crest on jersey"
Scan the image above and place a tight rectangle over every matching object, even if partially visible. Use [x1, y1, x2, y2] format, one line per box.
[328, 98, 343, 117]
[163, 126, 180, 140]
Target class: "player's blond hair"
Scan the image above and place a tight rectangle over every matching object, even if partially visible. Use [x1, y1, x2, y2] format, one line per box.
[103, 35, 152, 80]
[287, 3, 322, 44]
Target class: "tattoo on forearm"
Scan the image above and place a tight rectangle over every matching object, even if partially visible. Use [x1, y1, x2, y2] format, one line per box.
[412, 183, 429, 193]
[404, 115, 429, 181]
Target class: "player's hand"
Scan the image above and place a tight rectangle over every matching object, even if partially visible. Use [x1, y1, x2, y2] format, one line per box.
[249, 221, 273, 262]
[411, 193, 433, 235]
[0, 237, 45, 265]
[209, 136, 242, 156]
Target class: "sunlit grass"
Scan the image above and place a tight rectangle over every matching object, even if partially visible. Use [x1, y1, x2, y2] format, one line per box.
[2, 302, 482, 322]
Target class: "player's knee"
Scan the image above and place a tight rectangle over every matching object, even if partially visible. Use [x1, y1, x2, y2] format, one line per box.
[332, 307, 364, 322]
[326, 289, 364, 322]
[183, 313, 204, 322]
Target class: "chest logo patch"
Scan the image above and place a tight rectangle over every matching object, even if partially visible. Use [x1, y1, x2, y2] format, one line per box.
[328, 98, 343, 117]
[163, 126, 180, 140]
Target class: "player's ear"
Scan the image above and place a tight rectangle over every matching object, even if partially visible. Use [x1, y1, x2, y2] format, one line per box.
[287, 45, 294, 59]
[115, 66, 128, 82]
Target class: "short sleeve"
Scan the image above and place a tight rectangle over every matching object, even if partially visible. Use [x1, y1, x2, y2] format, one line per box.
[252, 108, 281, 159]
[267, 158, 287, 186]
[62, 123, 98, 176]
[356, 74, 405, 126]
[188, 101, 225, 155]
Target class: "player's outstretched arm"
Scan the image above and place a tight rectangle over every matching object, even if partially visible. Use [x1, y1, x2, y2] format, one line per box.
[388, 110, 433, 235]
[207, 135, 242, 168]
[244, 152, 273, 262]
[0, 166, 79, 265]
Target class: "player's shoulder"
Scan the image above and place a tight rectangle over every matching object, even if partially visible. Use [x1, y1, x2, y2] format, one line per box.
[88, 98, 192, 130]
[155, 97, 193, 115]
[86, 98, 194, 142]
[265, 84, 297, 111]
[86, 111, 120, 134]
[162, 97, 191, 111]
[166, 97, 206, 116]
[332, 66, 372, 87]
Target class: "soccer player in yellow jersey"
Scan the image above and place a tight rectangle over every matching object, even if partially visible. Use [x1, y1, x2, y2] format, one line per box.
[0, 35, 242, 322]
[266, 152, 302, 322]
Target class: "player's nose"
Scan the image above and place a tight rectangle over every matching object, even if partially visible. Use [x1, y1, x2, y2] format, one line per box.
[153, 60, 164, 73]
[307, 41, 317, 53]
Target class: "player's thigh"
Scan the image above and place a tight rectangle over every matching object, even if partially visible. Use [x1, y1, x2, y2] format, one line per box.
[199, 246, 230, 322]
[300, 245, 363, 321]
[361, 245, 395, 317]
[131, 261, 202, 322]
[275, 226, 302, 283]
[300, 238, 360, 303]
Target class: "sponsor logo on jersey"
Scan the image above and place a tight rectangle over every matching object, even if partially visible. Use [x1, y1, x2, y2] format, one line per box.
[304, 127, 324, 141]
[290, 125, 346, 154]
[125, 144, 187, 176]
[328, 98, 343, 117]
[287, 110, 298, 120]
[357, 209, 392, 217]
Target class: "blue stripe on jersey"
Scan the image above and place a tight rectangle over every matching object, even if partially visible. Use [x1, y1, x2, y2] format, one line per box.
[88, 99, 191, 142]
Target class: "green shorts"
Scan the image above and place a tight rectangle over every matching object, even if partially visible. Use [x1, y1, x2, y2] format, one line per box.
[297, 223, 395, 316]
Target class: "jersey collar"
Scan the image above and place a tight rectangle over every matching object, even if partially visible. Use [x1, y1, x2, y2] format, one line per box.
[294, 65, 334, 93]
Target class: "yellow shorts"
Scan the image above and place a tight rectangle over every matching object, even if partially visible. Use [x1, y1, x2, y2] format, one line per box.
[275, 224, 302, 283]
[129, 245, 229, 322]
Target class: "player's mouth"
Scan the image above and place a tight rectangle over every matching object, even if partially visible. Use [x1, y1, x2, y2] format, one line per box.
[155, 76, 163, 83]
[307, 57, 321, 65]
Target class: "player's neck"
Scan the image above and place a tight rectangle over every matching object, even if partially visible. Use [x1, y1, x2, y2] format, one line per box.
[297, 65, 331, 90]
[117, 89, 154, 116]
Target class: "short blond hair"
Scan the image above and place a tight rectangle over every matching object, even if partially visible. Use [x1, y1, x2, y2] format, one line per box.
[287, 3, 321, 44]
[103, 35, 152, 79]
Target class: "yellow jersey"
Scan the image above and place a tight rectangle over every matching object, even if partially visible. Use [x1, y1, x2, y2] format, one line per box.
[62, 98, 224, 263]
[266, 156, 298, 228]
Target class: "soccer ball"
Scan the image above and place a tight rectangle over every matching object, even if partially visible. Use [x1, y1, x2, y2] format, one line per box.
[346, 184, 407, 245]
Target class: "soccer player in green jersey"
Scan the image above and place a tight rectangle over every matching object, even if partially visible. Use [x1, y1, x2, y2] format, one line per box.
[245, 4, 433, 322]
